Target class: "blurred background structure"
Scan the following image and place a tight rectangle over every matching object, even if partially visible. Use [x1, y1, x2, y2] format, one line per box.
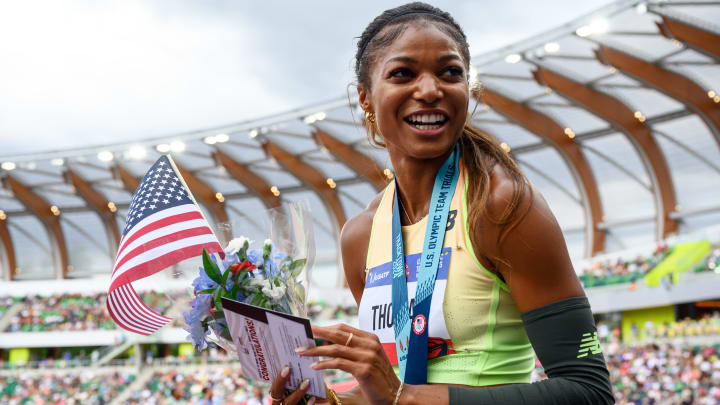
[1, 0, 720, 403]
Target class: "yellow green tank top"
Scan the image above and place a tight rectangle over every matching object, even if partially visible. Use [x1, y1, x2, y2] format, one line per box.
[357, 169, 534, 386]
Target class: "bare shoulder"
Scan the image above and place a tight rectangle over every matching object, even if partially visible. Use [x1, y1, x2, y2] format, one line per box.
[341, 190, 385, 305]
[475, 164, 584, 312]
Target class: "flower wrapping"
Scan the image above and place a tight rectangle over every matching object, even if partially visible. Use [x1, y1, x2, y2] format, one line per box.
[183, 201, 315, 352]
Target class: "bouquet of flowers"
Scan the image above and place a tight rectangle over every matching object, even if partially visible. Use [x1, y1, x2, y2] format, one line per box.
[183, 201, 315, 352]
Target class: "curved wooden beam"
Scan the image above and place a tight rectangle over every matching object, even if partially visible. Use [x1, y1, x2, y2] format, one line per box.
[262, 140, 347, 235]
[112, 165, 140, 194]
[534, 67, 678, 239]
[0, 218, 17, 280]
[656, 15, 720, 60]
[213, 149, 282, 210]
[313, 129, 390, 191]
[64, 169, 121, 256]
[2, 175, 69, 278]
[595, 45, 720, 145]
[173, 162, 232, 243]
[479, 89, 606, 256]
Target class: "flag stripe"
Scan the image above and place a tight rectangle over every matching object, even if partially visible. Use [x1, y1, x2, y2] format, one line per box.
[108, 156, 224, 336]
[123, 284, 172, 323]
[113, 225, 215, 276]
[107, 291, 155, 335]
[111, 234, 221, 287]
[120, 285, 170, 327]
[110, 242, 223, 293]
[116, 207, 203, 260]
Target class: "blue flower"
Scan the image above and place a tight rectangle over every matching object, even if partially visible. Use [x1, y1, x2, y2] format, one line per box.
[265, 258, 279, 278]
[192, 267, 219, 292]
[184, 320, 210, 351]
[247, 249, 262, 267]
[236, 289, 248, 302]
[183, 294, 213, 325]
[209, 317, 228, 338]
[222, 253, 240, 268]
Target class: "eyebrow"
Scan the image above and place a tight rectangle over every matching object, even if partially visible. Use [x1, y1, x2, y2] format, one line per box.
[387, 54, 463, 64]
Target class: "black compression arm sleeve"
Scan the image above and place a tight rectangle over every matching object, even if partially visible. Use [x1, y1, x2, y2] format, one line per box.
[448, 297, 613, 405]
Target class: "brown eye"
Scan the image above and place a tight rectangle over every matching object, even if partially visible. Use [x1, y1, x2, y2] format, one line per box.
[390, 68, 413, 78]
[442, 66, 464, 77]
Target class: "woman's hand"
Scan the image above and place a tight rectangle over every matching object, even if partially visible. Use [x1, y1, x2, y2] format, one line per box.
[298, 324, 401, 405]
[268, 365, 317, 405]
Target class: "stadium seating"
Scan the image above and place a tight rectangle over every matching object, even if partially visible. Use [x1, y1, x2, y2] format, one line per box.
[579, 244, 669, 288]
[3, 292, 180, 333]
[0, 370, 136, 404]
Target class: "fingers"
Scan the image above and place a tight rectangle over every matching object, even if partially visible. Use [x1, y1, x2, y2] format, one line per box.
[283, 379, 314, 405]
[311, 324, 378, 349]
[269, 365, 291, 403]
[298, 343, 365, 361]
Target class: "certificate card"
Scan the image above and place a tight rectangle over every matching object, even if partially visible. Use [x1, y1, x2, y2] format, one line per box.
[221, 297, 326, 398]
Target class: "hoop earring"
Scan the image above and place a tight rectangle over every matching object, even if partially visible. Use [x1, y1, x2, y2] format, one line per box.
[365, 111, 376, 124]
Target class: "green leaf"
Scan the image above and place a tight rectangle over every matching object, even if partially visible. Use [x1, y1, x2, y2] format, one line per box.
[289, 259, 307, 278]
[213, 288, 223, 313]
[221, 267, 232, 288]
[196, 288, 217, 295]
[231, 277, 240, 300]
[203, 249, 223, 285]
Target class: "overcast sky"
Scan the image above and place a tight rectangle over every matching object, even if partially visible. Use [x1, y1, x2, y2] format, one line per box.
[0, 0, 610, 156]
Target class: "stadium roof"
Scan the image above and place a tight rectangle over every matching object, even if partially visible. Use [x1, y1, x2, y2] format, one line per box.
[1, 0, 719, 281]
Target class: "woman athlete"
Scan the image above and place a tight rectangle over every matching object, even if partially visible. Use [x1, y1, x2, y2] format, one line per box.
[269, 3, 613, 404]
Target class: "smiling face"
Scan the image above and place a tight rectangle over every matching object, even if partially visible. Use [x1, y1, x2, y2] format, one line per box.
[358, 22, 470, 161]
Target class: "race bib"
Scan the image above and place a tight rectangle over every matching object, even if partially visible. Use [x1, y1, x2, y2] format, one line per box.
[359, 248, 455, 364]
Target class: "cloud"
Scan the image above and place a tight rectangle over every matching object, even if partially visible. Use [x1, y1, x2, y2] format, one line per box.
[0, 0, 608, 155]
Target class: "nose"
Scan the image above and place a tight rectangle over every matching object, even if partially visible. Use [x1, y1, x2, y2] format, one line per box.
[413, 73, 443, 104]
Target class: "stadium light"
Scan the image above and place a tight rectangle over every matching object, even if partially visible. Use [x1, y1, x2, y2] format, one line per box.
[97, 151, 114, 162]
[156, 143, 171, 153]
[635, 2, 647, 14]
[215, 133, 229, 143]
[544, 42, 560, 53]
[203, 136, 217, 145]
[50, 158, 65, 166]
[1, 162, 16, 171]
[249, 129, 259, 139]
[128, 145, 147, 160]
[170, 141, 186, 153]
[504, 54, 522, 64]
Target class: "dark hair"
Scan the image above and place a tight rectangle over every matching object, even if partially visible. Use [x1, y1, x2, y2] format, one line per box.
[355, 2, 470, 90]
[355, 2, 531, 258]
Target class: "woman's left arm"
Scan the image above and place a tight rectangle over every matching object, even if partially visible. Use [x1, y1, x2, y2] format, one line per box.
[302, 171, 613, 405]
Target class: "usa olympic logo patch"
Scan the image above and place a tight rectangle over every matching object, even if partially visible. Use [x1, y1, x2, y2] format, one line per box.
[412, 314, 426, 335]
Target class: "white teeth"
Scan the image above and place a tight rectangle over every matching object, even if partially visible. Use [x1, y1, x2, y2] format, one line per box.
[407, 113, 447, 125]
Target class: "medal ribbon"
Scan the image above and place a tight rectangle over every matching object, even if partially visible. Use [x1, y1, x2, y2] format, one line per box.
[391, 145, 459, 384]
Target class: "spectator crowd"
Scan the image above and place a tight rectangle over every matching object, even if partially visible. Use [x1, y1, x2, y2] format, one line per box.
[579, 244, 669, 288]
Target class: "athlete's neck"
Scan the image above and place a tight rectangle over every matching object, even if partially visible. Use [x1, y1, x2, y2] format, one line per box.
[388, 147, 454, 225]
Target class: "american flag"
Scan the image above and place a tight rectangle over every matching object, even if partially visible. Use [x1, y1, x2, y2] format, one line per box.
[107, 155, 224, 335]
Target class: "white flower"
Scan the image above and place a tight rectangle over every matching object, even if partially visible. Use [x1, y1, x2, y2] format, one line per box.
[225, 237, 250, 254]
[264, 239, 272, 248]
[262, 283, 286, 302]
[249, 274, 266, 288]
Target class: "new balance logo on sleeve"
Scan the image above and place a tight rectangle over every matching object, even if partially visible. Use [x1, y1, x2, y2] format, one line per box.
[576, 332, 602, 358]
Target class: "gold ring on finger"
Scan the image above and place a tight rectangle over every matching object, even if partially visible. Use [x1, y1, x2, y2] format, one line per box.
[345, 332, 354, 346]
